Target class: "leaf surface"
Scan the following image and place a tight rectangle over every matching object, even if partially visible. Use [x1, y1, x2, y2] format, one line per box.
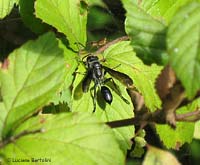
[122, 0, 167, 64]
[143, 145, 180, 165]
[19, 0, 49, 34]
[0, 113, 124, 165]
[50, 40, 78, 107]
[72, 41, 162, 152]
[0, 32, 67, 138]
[72, 62, 134, 153]
[35, 0, 88, 50]
[167, 2, 200, 98]
[194, 120, 200, 139]
[156, 98, 200, 149]
[0, 0, 18, 19]
[103, 41, 162, 111]
[135, 0, 200, 24]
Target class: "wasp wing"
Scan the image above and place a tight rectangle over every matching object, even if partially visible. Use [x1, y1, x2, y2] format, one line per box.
[103, 66, 133, 88]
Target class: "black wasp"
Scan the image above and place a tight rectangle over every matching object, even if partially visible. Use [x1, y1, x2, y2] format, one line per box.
[82, 55, 133, 112]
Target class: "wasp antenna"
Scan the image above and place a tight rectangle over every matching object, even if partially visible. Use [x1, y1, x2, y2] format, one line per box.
[81, 53, 93, 61]
[112, 64, 121, 70]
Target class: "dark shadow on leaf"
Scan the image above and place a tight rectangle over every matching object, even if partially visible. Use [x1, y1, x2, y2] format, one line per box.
[131, 28, 168, 65]
[42, 102, 70, 114]
[73, 80, 83, 100]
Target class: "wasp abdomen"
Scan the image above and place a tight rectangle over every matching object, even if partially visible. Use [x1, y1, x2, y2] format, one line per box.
[101, 86, 112, 104]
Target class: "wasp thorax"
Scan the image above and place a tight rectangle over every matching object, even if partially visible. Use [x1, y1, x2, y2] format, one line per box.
[93, 62, 103, 78]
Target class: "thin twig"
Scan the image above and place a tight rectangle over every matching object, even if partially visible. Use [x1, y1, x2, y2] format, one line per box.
[176, 109, 200, 122]
[106, 108, 200, 128]
[94, 36, 129, 55]
[106, 110, 164, 128]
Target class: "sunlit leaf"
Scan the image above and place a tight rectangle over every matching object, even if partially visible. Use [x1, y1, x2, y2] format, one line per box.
[167, 2, 200, 98]
[72, 62, 134, 153]
[88, 0, 106, 7]
[0, 0, 18, 19]
[156, 98, 200, 149]
[103, 41, 162, 111]
[51, 40, 78, 107]
[0, 32, 67, 138]
[72, 41, 162, 152]
[143, 145, 181, 165]
[35, 0, 88, 50]
[0, 102, 6, 140]
[122, 0, 167, 64]
[0, 113, 124, 165]
[134, 0, 200, 24]
[194, 120, 200, 139]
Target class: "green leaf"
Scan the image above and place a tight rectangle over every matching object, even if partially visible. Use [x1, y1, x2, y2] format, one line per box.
[35, 0, 88, 50]
[167, 2, 200, 98]
[51, 40, 78, 107]
[60, 40, 79, 89]
[130, 132, 146, 158]
[103, 41, 162, 111]
[135, 0, 200, 24]
[72, 63, 134, 153]
[122, 0, 167, 64]
[194, 120, 200, 139]
[72, 53, 134, 153]
[0, 102, 6, 140]
[88, 5, 114, 30]
[126, 159, 142, 165]
[0, 113, 124, 165]
[72, 41, 161, 152]
[19, 0, 49, 34]
[0, 0, 18, 19]
[156, 98, 200, 149]
[156, 122, 194, 149]
[0, 32, 67, 139]
[88, 0, 106, 7]
[143, 145, 180, 165]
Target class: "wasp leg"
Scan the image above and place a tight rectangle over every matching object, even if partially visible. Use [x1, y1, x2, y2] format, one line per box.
[104, 78, 130, 104]
[75, 71, 86, 75]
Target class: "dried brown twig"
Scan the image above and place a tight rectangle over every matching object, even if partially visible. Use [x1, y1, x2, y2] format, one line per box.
[94, 36, 129, 55]
[176, 109, 200, 122]
[106, 107, 200, 129]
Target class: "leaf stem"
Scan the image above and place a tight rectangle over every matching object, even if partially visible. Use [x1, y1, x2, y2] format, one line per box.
[0, 129, 43, 149]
